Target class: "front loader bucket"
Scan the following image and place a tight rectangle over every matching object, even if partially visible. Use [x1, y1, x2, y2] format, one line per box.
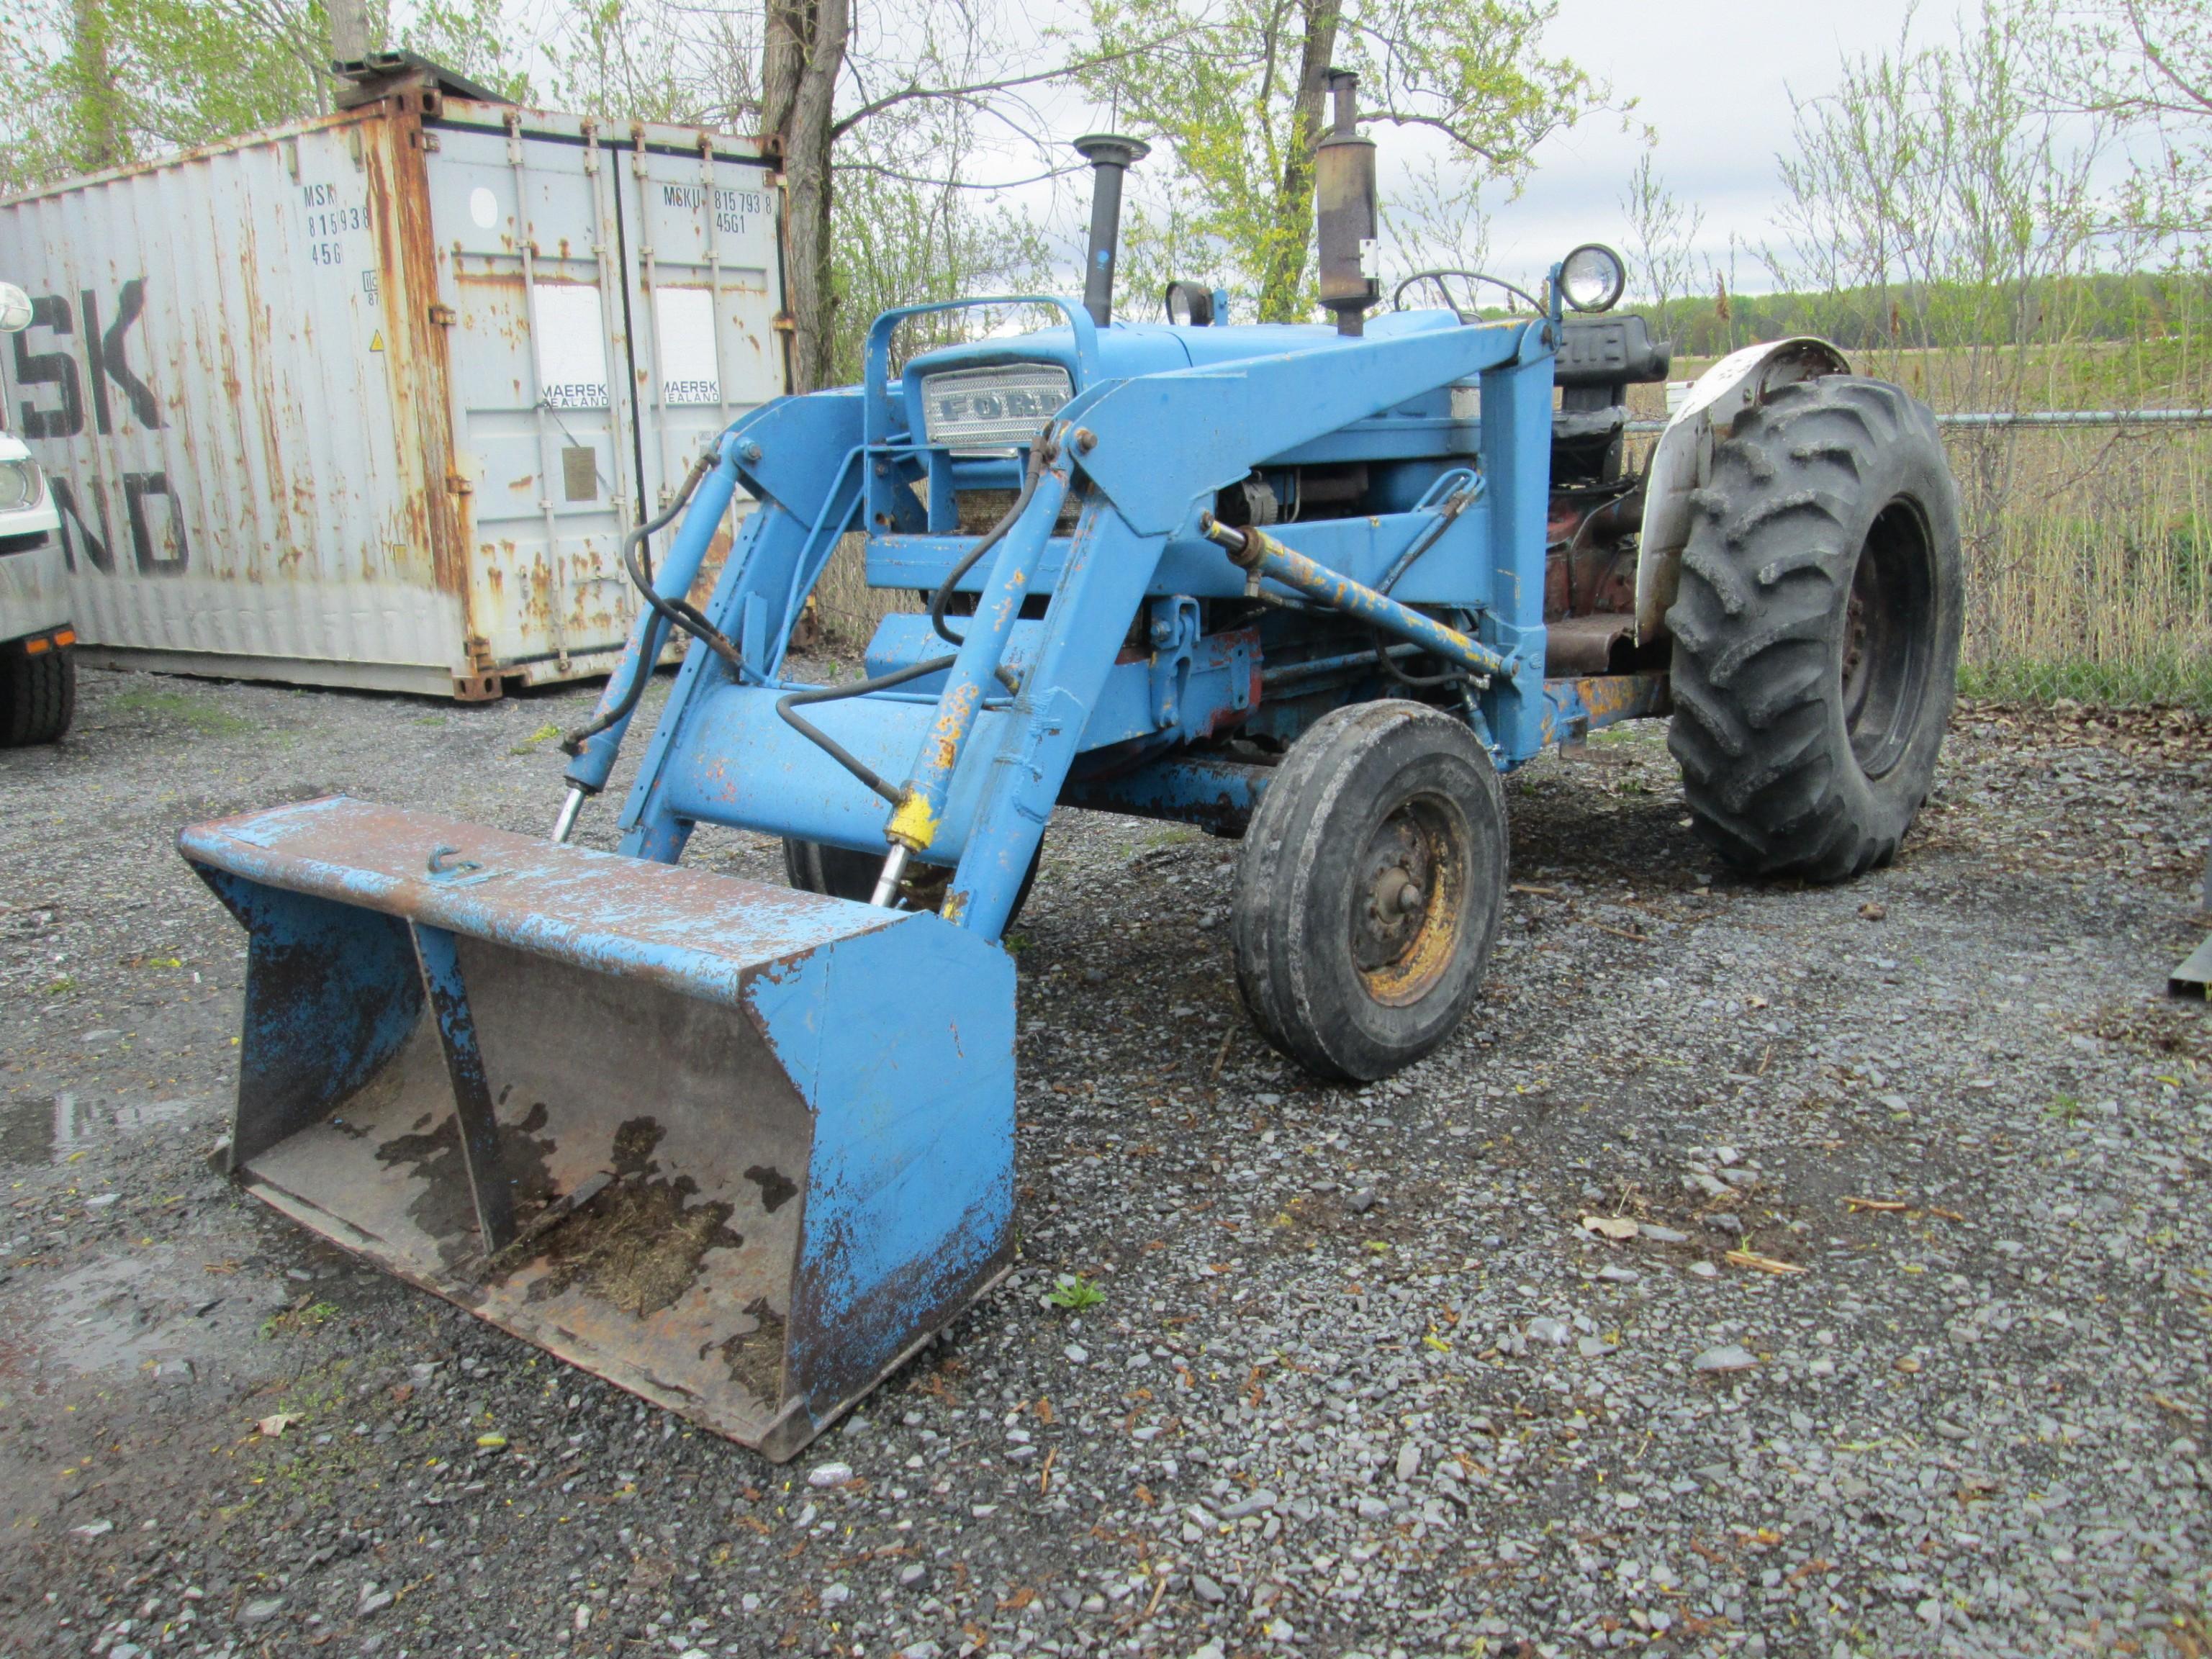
[179, 798, 1014, 1461]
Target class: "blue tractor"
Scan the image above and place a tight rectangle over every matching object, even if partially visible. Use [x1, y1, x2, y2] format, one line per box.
[179, 77, 1963, 1457]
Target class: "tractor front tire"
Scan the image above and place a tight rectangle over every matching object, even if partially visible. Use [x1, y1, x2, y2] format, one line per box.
[1, 642, 75, 747]
[1232, 700, 1507, 1082]
[1666, 376, 1962, 882]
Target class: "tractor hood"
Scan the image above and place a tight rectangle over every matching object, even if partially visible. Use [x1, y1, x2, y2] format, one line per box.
[897, 307, 1468, 451]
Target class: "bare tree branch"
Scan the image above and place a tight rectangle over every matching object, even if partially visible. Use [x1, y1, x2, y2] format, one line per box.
[831, 35, 1177, 139]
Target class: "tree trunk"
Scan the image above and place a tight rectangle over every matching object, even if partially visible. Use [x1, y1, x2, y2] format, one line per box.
[68, 0, 126, 172]
[1255, 0, 1342, 322]
[762, 0, 851, 392]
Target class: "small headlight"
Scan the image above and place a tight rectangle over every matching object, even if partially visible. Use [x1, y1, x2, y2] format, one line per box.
[0, 459, 41, 512]
[1559, 243, 1626, 313]
[1164, 281, 1215, 327]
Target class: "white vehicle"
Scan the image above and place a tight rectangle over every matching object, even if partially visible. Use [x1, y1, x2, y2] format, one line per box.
[0, 280, 71, 745]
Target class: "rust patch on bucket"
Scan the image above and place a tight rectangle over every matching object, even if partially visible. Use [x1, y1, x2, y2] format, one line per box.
[375, 1098, 557, 1267]
[525, 1117, 742, 1317]
[743, 1164, 798, 1212]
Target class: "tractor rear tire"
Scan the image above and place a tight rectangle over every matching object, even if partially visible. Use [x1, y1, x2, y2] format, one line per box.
[782, 837, 1039, 924]
[1665, 376, 1962, 882]
[1232, 700, 1507, 1082]
[1, 643, 74, 747]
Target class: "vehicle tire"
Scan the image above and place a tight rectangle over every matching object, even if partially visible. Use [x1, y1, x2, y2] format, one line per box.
[0, 643, 74, 746]
[1232, 700, 1507, 1082]
[782, 836, 1039, 924]
[1665, 375, 1962, 882]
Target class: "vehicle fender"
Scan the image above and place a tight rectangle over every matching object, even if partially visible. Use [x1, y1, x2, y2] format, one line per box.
[0, 432, 68, 646]
[1633, 336, 1851, 642]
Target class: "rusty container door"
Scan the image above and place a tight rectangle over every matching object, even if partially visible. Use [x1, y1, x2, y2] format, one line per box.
[0, 90, 784, 698]
[423, 107, 784, 687]
[0, 99, 467, 693]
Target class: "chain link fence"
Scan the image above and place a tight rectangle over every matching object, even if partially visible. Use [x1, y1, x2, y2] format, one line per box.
[1939, 413, 2211, 710]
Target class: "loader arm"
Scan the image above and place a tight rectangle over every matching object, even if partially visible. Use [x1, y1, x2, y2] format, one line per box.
[605, 311, 1558, 941]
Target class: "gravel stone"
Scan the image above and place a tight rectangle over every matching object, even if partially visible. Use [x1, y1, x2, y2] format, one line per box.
[1694, 1344, 1759, 1372]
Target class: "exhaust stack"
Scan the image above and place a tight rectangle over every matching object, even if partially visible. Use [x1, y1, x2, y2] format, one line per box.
[1314, 69, 1379, 336]
[1073, 134, 1150, 326]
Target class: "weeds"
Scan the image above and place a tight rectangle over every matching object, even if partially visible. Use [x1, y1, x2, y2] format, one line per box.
[109, 688, 252, 736]
[1045, 1274, 1106, 1311]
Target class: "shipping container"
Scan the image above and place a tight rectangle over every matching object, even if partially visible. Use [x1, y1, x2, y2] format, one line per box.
[0, 60, 786, 698]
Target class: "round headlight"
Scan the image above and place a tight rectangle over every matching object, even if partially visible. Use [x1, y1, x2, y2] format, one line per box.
[1559, 243, 1626, 313]
[1164, 281, 1215, 327]
[0, 458, 41, 512]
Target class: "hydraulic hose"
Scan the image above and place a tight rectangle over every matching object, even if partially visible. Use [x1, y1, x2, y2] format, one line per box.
[929, 437, 1052, 646]
[777, 438, 1057, 805]
[561, 450, 723, 760]
[775, 654, 960, 805]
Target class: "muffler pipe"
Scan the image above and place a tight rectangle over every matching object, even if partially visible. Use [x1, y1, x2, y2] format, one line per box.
[1073, 134, 1150, 326]
[1314, 69, 1379, 337]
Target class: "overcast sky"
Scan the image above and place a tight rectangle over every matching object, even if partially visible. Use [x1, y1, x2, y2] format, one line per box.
[1458, 0, 1964, 293]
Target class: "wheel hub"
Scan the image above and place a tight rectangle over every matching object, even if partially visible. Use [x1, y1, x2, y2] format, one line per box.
[1350, 798, 1463, 1005]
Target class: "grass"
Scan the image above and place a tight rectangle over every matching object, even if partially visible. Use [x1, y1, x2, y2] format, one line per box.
[108, 687, 253, 736]
[1951, 424, 2212, 711]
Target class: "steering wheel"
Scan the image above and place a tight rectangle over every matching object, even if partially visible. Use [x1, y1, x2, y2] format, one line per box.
[1391, 268, 1548, 320]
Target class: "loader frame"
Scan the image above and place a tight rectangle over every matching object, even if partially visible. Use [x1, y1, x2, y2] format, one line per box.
[562, 290, 1656, 940]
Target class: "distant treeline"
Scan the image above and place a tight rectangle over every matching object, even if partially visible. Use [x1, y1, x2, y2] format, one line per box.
[1588, 271, 2212, 358]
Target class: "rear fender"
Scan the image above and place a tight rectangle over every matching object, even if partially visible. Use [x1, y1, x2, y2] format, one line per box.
[1633, 337, 1850, 642]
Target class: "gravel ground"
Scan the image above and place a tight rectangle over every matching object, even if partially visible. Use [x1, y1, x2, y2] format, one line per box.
[1, 666, 2208, 1659]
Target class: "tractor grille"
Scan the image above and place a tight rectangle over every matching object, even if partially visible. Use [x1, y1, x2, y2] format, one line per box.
[919, 363, 1072, 451]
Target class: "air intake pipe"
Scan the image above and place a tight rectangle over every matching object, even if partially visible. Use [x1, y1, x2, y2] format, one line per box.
[1073, 133, 1150, 326]
[1314, 69, 1378, 336]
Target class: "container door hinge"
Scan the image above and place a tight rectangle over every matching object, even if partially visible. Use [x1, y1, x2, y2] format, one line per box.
[446, 473, 474, 495]
[428, 304, 458, 327]
[772, 313, 796, 335]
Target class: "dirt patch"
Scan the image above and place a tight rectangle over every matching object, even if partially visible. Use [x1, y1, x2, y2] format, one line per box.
[525, 1117, 744, 1317]
[716, 1295, 788, 1402]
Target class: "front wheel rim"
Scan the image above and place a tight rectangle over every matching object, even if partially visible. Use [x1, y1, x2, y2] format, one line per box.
[1348, 794, 1468, 1007]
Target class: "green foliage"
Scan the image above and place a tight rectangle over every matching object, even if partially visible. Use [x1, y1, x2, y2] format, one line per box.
[823, 122, 1055, 387]
[1766, 5, 2127, 372]
[1, 0, 326, 188]
[0, 0, 536, 194]
[543, 0, 751, 129]
[2010, 0, 2212, 248]
[1081, 0, 1607, 321]
[1045, 1273, 1106, 1311]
